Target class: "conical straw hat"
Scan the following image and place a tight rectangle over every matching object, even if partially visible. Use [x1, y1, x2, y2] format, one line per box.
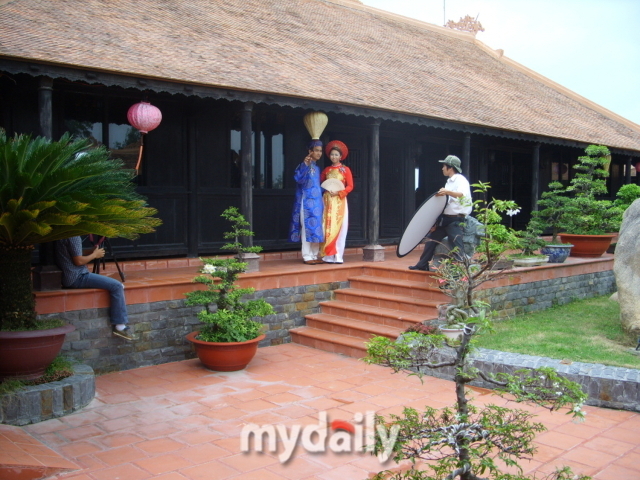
[303, 112, 328, 140]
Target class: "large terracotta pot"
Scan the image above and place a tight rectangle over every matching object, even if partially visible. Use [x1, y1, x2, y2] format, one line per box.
[186, 332, 265, 371]
[559, 234, 616, 258]
[0, 324, 76, 381]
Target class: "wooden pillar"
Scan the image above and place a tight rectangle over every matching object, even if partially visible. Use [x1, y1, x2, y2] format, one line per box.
[462, 132, 471, 179]
[363, 119, 384, 262]
[240, 102, 259, 271]
[531, 143, 541, 211]
[33, 77, 61, 291]
[240, 102, 254, 245]
[626, 157, 632, 184]
[187, 116, 199, 257]
[38, 77, 53, 139]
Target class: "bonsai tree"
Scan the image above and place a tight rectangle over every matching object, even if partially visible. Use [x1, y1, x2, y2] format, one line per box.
[436, 182, 519, 326]
[528, 181, 570, 245]
[0, 131, 161, 331]
[513, 224, 547, 257]
[364, 318, 589, 480]
[562, 145, 623, 235]
[184, 207, 274, 343]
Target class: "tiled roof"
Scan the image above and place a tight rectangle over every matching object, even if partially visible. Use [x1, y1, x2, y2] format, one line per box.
[1, 0, 639, 151]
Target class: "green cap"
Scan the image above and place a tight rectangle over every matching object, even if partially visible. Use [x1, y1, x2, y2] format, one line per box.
[439, 155, 462, 173]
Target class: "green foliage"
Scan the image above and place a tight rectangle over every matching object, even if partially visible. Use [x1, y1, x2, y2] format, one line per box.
[364, 314, 589, 480]
[561, 145, 622, 235]
[0, 130, 161, 330]
[184, 208, 274, 343]
[613, 183, 640, 227]
[435, 182, 519, 322]
[528, 181, 569, 244]
[220, 206, 263, 257]
[614, 183, 640, 210]
[514, 224, 546, 257]
[473, 182, 520, 261]
[0, 130, 162, 247]
[371, 404, 546, 480]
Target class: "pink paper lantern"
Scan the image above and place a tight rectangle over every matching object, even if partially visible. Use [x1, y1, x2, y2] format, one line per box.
[127, 101, 162, 134]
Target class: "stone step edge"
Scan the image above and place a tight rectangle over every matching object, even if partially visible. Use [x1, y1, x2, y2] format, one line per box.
[335, 288, 447, 307]
[305, 313, 403, 338]
[290, 327, 368, 351]
[319, 300, 435, 323]
[348, 275, 441, 292]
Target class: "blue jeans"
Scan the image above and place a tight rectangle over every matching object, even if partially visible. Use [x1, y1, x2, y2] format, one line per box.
[70, 273, 128, 325]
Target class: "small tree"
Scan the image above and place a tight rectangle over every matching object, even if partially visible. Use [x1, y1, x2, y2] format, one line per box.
[365, 325, 589, 480]
[184, 207, 274, 343]
[562, 145, 622, 235]
[528, 182, 570, 244]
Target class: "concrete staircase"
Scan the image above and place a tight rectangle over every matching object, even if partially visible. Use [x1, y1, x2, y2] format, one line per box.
[290, 265, 449, 358]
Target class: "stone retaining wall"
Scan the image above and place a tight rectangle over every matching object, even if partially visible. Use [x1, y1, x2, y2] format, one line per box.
[38, 281, 348, 375]
[418, 348, 640, 412]
[37, 268, 615, 375]
[0, 364, 95, 426]
[478, 270, 616, 319]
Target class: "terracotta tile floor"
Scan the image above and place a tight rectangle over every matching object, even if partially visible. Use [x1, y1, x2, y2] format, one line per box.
[1, 343, 638, 480]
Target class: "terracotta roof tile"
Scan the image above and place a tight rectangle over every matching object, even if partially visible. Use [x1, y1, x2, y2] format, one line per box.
[1, 0, 639, 151]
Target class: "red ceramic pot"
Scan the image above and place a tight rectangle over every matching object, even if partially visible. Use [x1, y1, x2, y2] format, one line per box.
[0, 324, 76, 381]
[559, 233, 616, 258]
[186, 332, 265, 371]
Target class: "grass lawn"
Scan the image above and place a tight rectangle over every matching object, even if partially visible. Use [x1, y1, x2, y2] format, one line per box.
[473, 295, 640, 369]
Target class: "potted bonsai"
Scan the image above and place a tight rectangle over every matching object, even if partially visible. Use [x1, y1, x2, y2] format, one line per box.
[529, 181, 574, 263]
[0, 131, 161, 380]
[185, 207, 275, 371]
[510, 223, 549, 267]
[435, 182, 519, 341]
[558, 145, 623, 257]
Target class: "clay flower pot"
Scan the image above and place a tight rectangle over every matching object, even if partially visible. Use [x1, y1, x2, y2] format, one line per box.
[559, 234, 616, 258]
[186, 332, 265, 371]
[0, 324, 76, 381]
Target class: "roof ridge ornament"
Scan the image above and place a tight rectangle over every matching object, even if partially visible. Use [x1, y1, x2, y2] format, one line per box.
[445, 14, 485, 36]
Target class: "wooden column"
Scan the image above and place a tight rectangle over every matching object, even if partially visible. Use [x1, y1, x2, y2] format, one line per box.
[462, 132, 471, 179]
[240, 102, 254, 244]
[187, 116, 199, 257]
[240, 102, 259, 271]
[33, 77, 61, 291]
[38, 77, 53, 139]
[363, 119, 384, 262]
[626, 157, 632, 184]
[531, 143, 541, 211]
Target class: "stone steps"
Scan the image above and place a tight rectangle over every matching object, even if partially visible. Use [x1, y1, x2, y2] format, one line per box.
[291, 273, 449, 358]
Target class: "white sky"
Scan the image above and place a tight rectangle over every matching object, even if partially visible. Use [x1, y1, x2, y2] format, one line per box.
[360, 0, 640, 126]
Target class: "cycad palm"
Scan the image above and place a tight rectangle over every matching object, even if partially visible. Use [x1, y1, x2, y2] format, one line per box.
[0, 130, 161, 330]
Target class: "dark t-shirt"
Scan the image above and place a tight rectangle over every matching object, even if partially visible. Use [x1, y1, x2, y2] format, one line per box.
[55, 236, 89, 287]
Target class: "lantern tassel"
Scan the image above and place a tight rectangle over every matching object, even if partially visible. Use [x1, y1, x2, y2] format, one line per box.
[135, 134, 145, 175]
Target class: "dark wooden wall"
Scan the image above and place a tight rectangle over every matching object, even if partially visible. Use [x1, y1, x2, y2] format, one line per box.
[1, 72, 636, 261]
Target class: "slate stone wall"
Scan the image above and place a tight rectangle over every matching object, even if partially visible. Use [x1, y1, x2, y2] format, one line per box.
[417, 347, 640, 412]
[38, 281, 348, 375]
[477, 270, 616, 319]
